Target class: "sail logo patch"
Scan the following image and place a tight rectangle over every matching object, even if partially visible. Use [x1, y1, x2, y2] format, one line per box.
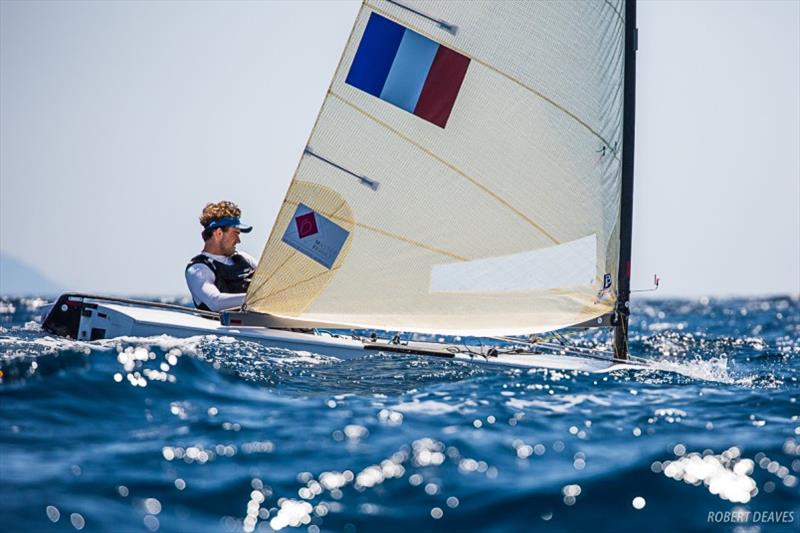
[294, 212, 318, 238]
[282, 204, 349, 269]
[346, 12, 470, 128]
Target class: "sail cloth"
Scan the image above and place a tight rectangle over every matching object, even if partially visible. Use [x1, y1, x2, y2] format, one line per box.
[247, 0, 626, 336]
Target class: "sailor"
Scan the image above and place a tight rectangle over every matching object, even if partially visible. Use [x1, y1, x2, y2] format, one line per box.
[185, 201, 257, 312]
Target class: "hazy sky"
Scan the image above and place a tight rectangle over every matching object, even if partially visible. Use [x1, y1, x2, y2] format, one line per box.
[1, 0, 798, 298]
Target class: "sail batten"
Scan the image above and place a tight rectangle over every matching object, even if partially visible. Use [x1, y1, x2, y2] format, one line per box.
[247, 0, 627, 336]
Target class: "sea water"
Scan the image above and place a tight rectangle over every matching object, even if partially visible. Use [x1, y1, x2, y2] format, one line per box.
[0, 296, 797, 532]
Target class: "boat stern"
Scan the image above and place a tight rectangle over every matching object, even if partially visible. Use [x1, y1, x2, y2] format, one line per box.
[42, 294, 134, 341]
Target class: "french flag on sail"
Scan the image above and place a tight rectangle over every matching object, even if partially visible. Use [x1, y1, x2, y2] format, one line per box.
[346, 12, 470, 128]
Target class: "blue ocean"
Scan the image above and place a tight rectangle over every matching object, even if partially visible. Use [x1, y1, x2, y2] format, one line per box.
[1, 296, 798, 532]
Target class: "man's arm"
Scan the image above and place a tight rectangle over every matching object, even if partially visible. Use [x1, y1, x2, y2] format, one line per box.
[185, 264, 245, 312]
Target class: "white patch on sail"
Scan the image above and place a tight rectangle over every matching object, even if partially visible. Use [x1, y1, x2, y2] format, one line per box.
[429, 235, 597, 293]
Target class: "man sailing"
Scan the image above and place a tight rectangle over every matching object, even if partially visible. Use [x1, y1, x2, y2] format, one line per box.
[185, 201, 257, 311]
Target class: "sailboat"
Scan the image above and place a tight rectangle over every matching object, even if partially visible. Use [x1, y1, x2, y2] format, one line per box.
[42, 0, 642, 372]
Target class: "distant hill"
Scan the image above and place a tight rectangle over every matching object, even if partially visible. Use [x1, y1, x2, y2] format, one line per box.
[0, 253, 63, 297]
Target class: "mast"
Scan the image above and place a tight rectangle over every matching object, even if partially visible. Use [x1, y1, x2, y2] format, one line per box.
[613, 0, 637, 361]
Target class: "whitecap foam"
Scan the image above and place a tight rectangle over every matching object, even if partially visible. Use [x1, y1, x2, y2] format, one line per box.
[0, 335, 104, 359]
[265, 350, 336, 366]
[646, 355, 741, 385]
[94, 335, 336, 366]
[96, 334, 210, 355]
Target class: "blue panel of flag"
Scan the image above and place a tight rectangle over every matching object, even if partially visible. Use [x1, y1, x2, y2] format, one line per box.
[345, 12, 471, 128]
[344, 13, 405, 97]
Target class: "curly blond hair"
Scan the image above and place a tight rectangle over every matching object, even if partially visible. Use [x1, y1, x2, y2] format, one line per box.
[199, 201, 242, 227]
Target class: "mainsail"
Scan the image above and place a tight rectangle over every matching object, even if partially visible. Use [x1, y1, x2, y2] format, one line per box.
[246, 0, 629, 336]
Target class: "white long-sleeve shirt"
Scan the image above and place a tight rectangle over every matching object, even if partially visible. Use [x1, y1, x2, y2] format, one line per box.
[185, 251, 257, 312]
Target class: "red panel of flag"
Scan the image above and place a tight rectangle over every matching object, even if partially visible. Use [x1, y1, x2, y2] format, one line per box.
[413, 46, 471, 128]
[347, 12, 471, 128]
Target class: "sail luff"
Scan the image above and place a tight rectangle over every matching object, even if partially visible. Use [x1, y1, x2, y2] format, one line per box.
[613, 0, 637, 360]
[245, 3, 369, 308]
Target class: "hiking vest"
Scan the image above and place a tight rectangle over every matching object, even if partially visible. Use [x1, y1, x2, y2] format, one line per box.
[186, 253, 254, 311]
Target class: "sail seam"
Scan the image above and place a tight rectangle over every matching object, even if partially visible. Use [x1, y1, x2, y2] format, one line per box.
[603, 0, 625, 24]
[331, 199, 348, 217]
[258, 266, 343, 303]
[249, 252, 297, 300]
[283, 198, 467, 261]
[329, 90, 561, 245]
[364, 1, 619, 157]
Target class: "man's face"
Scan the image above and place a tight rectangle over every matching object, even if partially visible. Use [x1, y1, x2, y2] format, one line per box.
[218, 227, 241, 256]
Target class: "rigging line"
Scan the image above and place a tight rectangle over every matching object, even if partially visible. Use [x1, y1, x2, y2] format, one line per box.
[494, 336, 620, 363]
[384, 0, 457, 34]
[328, 91, 561, 245]
[494, 331, 607, 352]
[491, 330, 580, 346]
[364, 2, 619, 156]
[535, 340, 614, 357]
[492, 335, 648, 365]
[282, 198, 467, 261]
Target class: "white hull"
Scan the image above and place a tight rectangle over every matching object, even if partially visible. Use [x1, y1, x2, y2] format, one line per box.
[42, 295, 641, 373]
